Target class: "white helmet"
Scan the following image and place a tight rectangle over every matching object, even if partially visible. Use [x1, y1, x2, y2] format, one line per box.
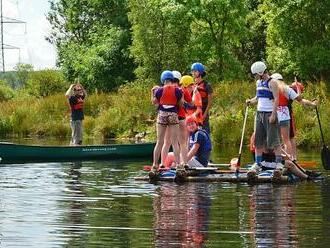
[271, 73, 283, 81]
[172, 70, 182, 81]
[251, 61, 267, 75]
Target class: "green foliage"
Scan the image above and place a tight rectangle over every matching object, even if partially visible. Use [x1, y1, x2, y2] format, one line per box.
[264, 0, 330, 81]
[0, 80, 15, 101]
[0, 80, 328, 148]
[129, 0, 192, 80]
[129, 0, 250, 82]
[25, 70, 69, 97]
[13, 63, 34, 88]
[47, 0, 135, 92]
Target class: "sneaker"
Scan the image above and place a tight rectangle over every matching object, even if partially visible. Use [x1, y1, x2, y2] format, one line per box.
[305, 170, 322, 179]
[176, 164, 186, 171]
[250, 163, 262, 173]
[272, 169, 282, 182]
[247, 169, 258, 181]
[148, 165, 159, 181]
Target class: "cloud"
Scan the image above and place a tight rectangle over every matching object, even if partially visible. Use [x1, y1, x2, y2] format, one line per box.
[2, 0, 56, 71]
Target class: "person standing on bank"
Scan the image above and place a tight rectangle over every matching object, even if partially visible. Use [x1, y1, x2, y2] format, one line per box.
[191, 62, 213, 134]
[65, 82, 86, 146]
[246, 61, 282, 177]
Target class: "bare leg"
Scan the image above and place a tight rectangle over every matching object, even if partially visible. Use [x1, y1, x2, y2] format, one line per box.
[152, 124, 167, 168]
[178, 120, 188, 163]
[281, 125, 293, 158]
[285, 160, 308, 180]
[290, 138, 298, 160]
[168, 124, 181, 166]
[161, 127, 171, 166]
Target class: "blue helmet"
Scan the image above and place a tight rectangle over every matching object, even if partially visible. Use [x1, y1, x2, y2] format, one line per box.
[191, 62, 205, 73]
[160, 70, 174, 83]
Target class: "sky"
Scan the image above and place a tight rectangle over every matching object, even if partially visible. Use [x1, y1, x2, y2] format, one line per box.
[2, 0, 57, 71]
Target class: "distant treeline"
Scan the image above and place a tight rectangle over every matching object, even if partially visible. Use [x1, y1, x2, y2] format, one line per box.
[45, 0, 330, 92]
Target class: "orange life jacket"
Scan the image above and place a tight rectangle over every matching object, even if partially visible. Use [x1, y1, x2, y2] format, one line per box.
[186, 90, 203, 125]
[159, 85, 178, 105]
[178, 87, 192, 118]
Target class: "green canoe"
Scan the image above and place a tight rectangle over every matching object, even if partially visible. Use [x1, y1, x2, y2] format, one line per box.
[0, 142, 154, 164]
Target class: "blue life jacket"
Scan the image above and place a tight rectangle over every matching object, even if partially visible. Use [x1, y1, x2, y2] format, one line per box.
[256, 78, 273, 99]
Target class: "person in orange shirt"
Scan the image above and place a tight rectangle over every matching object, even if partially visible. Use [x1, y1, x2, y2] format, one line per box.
[180, 75, 203, 126]
[191, 62, 213, 134]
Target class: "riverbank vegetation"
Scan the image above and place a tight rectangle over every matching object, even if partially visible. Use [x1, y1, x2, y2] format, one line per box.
[0, 74, 329, 147]
[0, 0, 329, 147]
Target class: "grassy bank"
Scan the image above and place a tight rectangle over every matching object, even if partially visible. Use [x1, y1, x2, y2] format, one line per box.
[0, 80, 329, 147]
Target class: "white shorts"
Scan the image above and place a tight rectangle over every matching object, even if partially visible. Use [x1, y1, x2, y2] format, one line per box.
[187, 157, 205, 168]
[277, 106, 291, 122]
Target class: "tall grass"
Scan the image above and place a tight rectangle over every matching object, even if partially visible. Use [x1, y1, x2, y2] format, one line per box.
[0, 80, 329, 147]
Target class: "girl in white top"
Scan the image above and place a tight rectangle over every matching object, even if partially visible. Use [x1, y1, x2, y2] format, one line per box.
[271, 73, 317, 159]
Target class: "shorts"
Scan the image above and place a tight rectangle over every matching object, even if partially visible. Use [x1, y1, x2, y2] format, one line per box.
[157, 110, 179, 125]
[187, 157, 206, 168]
[279, 120, 290, 127]
[70, 120, 83, 145]
[277, 106, 290, 122]
[254, 112, 281, 149]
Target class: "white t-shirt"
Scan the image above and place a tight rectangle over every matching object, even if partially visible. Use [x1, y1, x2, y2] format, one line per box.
[277, 87, 299, 122]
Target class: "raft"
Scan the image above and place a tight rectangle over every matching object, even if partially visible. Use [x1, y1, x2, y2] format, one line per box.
[135, 169, 292, 183]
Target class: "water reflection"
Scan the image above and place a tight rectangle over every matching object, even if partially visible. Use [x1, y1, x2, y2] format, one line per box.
[64, 162, 88, 247]
[0, 157, 329, 247]
[153, 183, 211, 247]
[249, 184, 299, 247]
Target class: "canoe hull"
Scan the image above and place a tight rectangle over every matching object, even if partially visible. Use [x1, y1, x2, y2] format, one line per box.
[0, 142, 154, 164]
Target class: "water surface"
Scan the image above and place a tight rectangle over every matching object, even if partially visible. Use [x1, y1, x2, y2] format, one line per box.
[0, 146, 329, 247]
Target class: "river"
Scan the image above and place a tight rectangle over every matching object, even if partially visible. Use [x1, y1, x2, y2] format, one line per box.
[0, 140, 329, 247]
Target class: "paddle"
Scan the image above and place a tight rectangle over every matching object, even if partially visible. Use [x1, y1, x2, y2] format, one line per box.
[315, 106, 330, 170]
[236, 105, 249, 174]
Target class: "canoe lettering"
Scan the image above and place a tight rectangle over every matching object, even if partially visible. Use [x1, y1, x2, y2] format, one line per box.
[82, 147, 117, 152]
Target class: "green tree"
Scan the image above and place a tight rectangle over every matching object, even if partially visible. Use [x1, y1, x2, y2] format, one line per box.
[129, 0, 250, 82]
[129, 0, 192, 81]
[186, 0, 249, 80]
[47, 0, 135, 91]
[264, 0, 330, 81]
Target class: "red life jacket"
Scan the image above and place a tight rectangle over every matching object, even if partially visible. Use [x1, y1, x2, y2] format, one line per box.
[197, 81, 208, 99]
[278, 92, 288, 106]
[71, 97, 84, 110]
[159, 85, 178, 105]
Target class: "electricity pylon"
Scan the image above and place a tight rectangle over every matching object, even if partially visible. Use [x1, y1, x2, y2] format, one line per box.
[0, 0, 25, 72]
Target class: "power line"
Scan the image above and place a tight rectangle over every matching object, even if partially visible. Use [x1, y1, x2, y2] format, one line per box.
[0, 0, 25, 72]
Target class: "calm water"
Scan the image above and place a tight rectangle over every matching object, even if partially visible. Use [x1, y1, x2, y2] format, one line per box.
[0, 143, 329, 247]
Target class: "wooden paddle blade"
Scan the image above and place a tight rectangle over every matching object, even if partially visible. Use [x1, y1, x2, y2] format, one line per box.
[321, 145, 330, 170]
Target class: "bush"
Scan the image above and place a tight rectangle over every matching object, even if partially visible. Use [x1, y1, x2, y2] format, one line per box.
[25, 70, 69, 97]
[0, 80, 15, 101]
